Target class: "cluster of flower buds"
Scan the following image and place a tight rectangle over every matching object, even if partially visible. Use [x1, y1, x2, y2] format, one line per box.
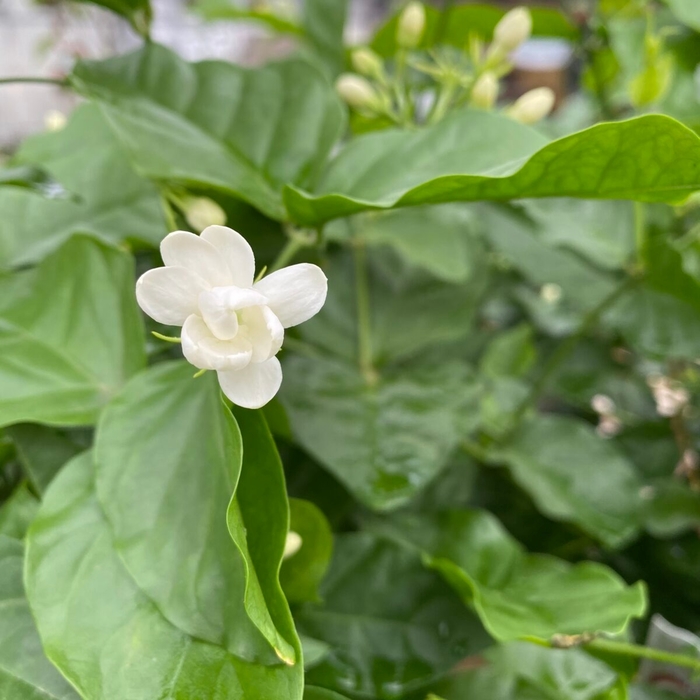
[647, 375, 690, 418]
[591, 394, 622, 438]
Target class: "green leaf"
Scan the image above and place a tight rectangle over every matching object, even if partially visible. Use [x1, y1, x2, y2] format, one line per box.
[0, 535, 80, 699]
[6, 424, 89, 494]
[644, 479, 700, 538]
[282, 354, 481, 510]
[195, 1, 304, 35]
[71, 0, 151, 35]
[71, 43, 345, 221]
[284, 112, 700, 226]
[280, 498, 333, 604]
[480, 323, 537, 380]
[375, 509, 647, 641]
[371, 4, 578, 56]
[492, 415, 644, 548]
[0, 104, 166, 268]
[0, 235, 145, 428]
[304, 688, 351, 700]
[25, 452, 303, 699]
[0, 482, 38, 539]
[298, 532, 491, 698]
[0, 165, 69, 200]
[433, 642, 619, 700]
[665, 0, 700, 32]
[94, 361, 295, 663]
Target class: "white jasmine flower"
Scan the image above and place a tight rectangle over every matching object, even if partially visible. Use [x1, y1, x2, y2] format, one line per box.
[136, 226, 327, 409]
[508, 87, 556, 124]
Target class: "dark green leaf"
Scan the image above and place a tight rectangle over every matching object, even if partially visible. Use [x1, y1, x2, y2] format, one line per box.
[644, 479, 700, 538]
[284, 113, 700, 226]
[0, 483, 38, 539]
[94, 362, 295, 663]
[0, 235, 145, 428]
[0, 104, 167, 268]
[480, 324, 536, 380]
[282, 354, 480, 511]
[25, 452, 303, 699]
[0, 535, 80, 699]
[281, 498, 333, 604]
[492, 415, 644, 548]
[0, 165, 69, 200]
[304, 688, 351, 700]
[298, 532, 490, 698]
[375, 509, 647, 641]
[72, 44, 344, 221]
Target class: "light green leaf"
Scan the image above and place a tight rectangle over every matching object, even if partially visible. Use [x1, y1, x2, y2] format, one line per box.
[0, 482, 38, 539]
[71, 43, 344, 221]
[0, 535, 80, 699]
[195, 0, 303, 34]
[281, 498, 333, 604]
[284, 112, 700, 226]
[375, 509, 647, 641]
[298, 532, 490, 698]
[25, 452, 303, 700]
[493, 415, 644, 548]
[6, 424, 89, 494]
[0, 104, 166, 268]
[371, 3, 578, 56]
[664, 0, 700, 31]
[282, 354, 481, 510]
[94, 362, 295, 664]
[0, 165, 69, 200]
[0, 235, 145, 428]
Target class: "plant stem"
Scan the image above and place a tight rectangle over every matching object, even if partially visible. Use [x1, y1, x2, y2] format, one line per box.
[512, 275, 640, 425]
[427, 80, 457, 125]
[269, 234, 307, 273]
[586, 637, 700, 673]
[353, 237, 377, 386]
[160, 195, 178, 232]
[634, 201, 647, 270]
[0, 77, 68, 87]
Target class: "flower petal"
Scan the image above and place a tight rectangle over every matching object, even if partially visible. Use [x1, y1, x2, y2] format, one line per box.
[136, 267, 206, 326]
[217, 356, 282, 409]
[181, 314, 252, 371]
[254, 263, 328, 328]
[201, 225, 255, 288]
[161, 230, 232, 287]
[198, 286, 268, 341]
[238, 305, 284, 363]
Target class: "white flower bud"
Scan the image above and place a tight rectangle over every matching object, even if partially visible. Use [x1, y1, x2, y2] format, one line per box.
[44, 109, 67, 132]
[591, 394, 616, 416]
[493, 7, 532, 54]
[185, 197, 227, 231]
[335, 73, 379, 110]
[283, 531, 303, 559]
[539, 282, 562, 304]
[396, 1, 426, 49]
[508, 87, 556, 124]
[471, 72, 499, 110]
[351, 48, 384, 80]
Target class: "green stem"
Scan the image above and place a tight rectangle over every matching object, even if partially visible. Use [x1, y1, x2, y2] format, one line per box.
[586, 637, 700, 673]
[512, 275, 640, 425]
[160, 195, 178, 232]
[427, 80, 457, 125]
[634, 201, 647, 270]
[353, 237, 377, 386]
[269, 234, 307, 273]
[0, 77, 68, 87]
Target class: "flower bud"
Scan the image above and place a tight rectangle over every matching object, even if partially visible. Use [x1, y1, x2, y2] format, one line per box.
[44, 109, 67, 132]
[283, 531, 303, 559]
[351, 48, 384, 80]
[396, 1, 426, 49]
[471, 72, 499, 109]
[335, 73, 379, 110]
[492, 7, 532, 54]
[508, 87, 555, 124]
[185, 196, 227, 231]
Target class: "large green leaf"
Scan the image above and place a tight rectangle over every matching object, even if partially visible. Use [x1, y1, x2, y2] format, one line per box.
[25, 451, 303, 700]
[0, 105, 166, 268]
[94, 361, 295, 664]
[0, 235, 145, 428]
[284, 112, 700, 225]
[0, 535, 80, 699]
[492, 415, 644, 548]
[298, 532, 490, 698]
[0, 165, 69, 200]
[282, 354, 480, 511]
[374, 510, 647, 641]
[71, 43, 345, 221]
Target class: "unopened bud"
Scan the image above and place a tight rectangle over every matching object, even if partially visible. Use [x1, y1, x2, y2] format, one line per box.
[508, 87, 555, 124]
[493, 7, 532, 54]
[396, 1, 426, 49]
[283, 531, 303, 559]
[44, 109, 67, 132]
[540, 282, 562, 303]
[471, 72, 499, 109]
[185, 196, 227, 231]
[335, 73, 379, 110]
[591, 394, 616, 416]
[351, 48, 384, 80]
